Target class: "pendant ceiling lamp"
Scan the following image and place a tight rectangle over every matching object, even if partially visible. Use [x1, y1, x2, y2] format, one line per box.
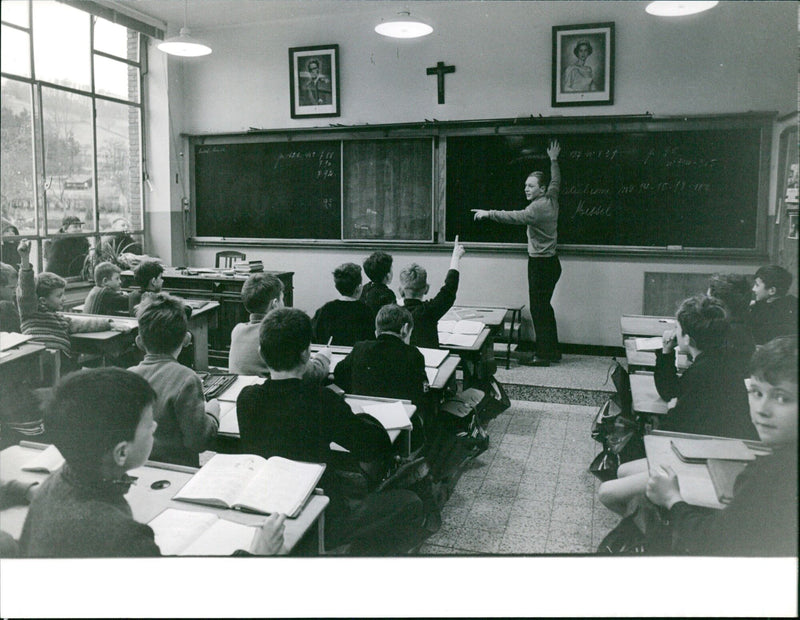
[645, 1, 719, 17]
[157, 0, 212, 57]
[375, 10, 433, 39]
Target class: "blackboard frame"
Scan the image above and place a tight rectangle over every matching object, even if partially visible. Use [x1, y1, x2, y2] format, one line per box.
[186, 112, 773, 259]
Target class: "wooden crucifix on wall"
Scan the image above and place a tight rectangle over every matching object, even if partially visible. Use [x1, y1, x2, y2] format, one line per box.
[426, 61, 455, 104]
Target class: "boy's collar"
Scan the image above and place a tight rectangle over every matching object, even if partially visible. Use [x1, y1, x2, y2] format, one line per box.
[337, 295, 360, 302]
[248, 312, 266, 323]
[142, 352, 178, 362]
[62, 463, 137, 495]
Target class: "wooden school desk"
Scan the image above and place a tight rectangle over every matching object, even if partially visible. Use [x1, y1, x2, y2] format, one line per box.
[628, 372, 671, 416]
[620, 314, 691, 371]
[442, 305, 524, 369]
[121, 267, 294, 366]
[65, 302, 219, 370]
[438, 327, 492, 388]
[0, 442, 329, 555]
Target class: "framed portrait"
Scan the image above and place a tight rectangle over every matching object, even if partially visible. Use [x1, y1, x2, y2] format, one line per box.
[552, 22, 614, 107]
[289, 44, 340, 119]
[788, 210, 798, 240]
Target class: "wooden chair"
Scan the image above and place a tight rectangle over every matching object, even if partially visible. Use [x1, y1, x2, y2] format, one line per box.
[215, 250, 246, 269]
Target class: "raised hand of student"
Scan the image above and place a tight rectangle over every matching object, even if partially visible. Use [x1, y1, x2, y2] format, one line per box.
[17, 239, 31, 265]
[547, 140, 561, 161]
[249, 513, 286, 555]
[471, 209, 489, 221]
[450, 235, 466, 270]
[645, 465, 683, 509]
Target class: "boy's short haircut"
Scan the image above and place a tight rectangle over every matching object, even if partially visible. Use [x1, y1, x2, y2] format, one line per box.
[35, 272, 67, 299]
[399, 263, 428, 295]
[0, 262, 17, 286]
[241, 273, 284, 313]
[749, 336, 798, 387]
[133, 260, 164, 289]
[676, 294, 729, 351]
[333, 263, 362, 296]
[376, 304, 413, 335]
[708, 273, 751, 318]
[363, 252, 393, 283]
[136, 293, 188, 354]
[754, 265, 793, 296]
[528, 170, 545, 187]
[44, 368, 156, 476]
[93, 261, 121, 285]
[259, 307, 312, 371]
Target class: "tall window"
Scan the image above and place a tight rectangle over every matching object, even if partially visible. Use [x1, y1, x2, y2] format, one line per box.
[1, 0, 146, 279]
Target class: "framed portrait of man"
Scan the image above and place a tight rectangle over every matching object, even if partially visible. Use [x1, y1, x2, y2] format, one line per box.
[551, 22, 614, 107]
[289, 44, 340, 118]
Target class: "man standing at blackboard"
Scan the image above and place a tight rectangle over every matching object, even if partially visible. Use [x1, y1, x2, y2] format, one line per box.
[472, 140, 562, 366]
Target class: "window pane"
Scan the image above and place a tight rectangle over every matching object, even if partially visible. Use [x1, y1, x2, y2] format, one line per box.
[33, 1, 90, 91]
[93, 17, 138, 61]
[1, 0, 29, 28]
[1, 24, 31, 77]
[96, 99, 142, 234]
[94, 55, 139, 103]
[41, 87, 94, 234]
[1, 78, 36, 237]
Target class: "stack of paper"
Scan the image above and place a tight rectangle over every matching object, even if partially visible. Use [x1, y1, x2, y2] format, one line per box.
[0, 332, 33, 351]
[634, 337, 663, 351]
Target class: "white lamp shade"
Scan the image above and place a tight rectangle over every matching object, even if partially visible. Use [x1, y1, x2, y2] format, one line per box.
[157, 27, 212, 57]
[375, 12, 433, 38]
[645, 1, 719, 17]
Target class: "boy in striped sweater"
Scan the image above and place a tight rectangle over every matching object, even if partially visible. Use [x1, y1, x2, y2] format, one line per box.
[16, 240, 118, 373]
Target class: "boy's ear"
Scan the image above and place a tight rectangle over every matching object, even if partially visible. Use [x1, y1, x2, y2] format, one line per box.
[135, 334, 146, 352]
[424, 284, 430, 295]
[768, 286, 778, 297]
[301, 346, 311, 364]
[181, 332, 192, 349]
[111, 440, 129, 467]
[400, 323, 413, 341]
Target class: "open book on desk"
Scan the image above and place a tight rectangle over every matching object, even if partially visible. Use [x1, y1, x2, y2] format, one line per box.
[22, 444, 64, 473]
[149, 508, 259, 556]
[417, 347, 449, 368]
[437, 319, 484, 335]
[173, 454, 325, 518]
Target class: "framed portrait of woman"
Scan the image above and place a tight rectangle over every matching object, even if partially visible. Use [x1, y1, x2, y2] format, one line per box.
[289, 44, 340, 118]
[551, 22, 614, 107]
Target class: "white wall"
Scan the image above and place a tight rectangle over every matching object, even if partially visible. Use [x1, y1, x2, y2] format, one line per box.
[145, 0, 797, 346]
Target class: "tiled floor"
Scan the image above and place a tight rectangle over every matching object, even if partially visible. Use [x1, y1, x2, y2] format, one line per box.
[418, 399, 618, 555]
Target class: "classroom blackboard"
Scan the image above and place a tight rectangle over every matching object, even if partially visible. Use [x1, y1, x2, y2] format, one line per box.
[445, 128, 764, 249]
[194, 141, 341, 239]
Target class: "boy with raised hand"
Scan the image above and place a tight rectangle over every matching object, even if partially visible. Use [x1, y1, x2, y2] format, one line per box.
[334, 304, 428, 409]
[748, 264, 797, 345]
[237, 307, 425, 555]
[15, 240, 116, 374]
[399, 239, 465, 349]
[312, 262, 375, 345]
[128, 259, 164, 316]
[360, 251, 397, 316]
[229, 272, 331, 380]
[646, 336, 798, 556]
[18, 367, 284, 557]
[128, 293, 219, 467]
[0, 262, 20, 332]
[83, 261, 129, 316]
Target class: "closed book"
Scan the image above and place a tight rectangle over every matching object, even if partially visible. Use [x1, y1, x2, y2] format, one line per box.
[173, 453, 325, 518]
[670, 438, 754, 463]
[706, 458, 748, 504]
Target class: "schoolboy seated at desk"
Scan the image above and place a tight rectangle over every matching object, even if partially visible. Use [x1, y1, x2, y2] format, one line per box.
[128, 293, 219, 467]
[236, 307, 425, 555]
[83, 261, 129, 316]
[16, 240, 114, 375]
[399, 240, 465, 349]
[599, 294, 756, 516]
[360, 251, 396, 316]
[748, 264, 797, 345]
[17, 368, 284, 557]
[707, 272, 754, 377]
[0, 262, 21, 332]
[229, 272, 331, 381]
[334, 304, 428, 416]
[128, 259, 164, 316]
[312, 262, 374, 346]
[645, 336, 798, 556]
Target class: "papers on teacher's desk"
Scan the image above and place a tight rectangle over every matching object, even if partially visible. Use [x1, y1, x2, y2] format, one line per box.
[149, 508, 260, 556]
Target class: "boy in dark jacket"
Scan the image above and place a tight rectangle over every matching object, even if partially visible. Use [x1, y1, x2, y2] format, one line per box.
[360, 251, 396, 316]
[748, 264, 797, 345]
[646, 336, 797, 556]
[237, 307, 424, 555]
[312, 263, 374, 345]
[399, 241, 465, 349]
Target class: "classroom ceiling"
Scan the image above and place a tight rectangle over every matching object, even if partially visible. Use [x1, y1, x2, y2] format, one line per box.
[110, 0, 439, 33]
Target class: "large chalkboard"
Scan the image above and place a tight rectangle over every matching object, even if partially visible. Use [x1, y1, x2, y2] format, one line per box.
[445, 127, 765, 249]
[194, 141, 341, 239]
